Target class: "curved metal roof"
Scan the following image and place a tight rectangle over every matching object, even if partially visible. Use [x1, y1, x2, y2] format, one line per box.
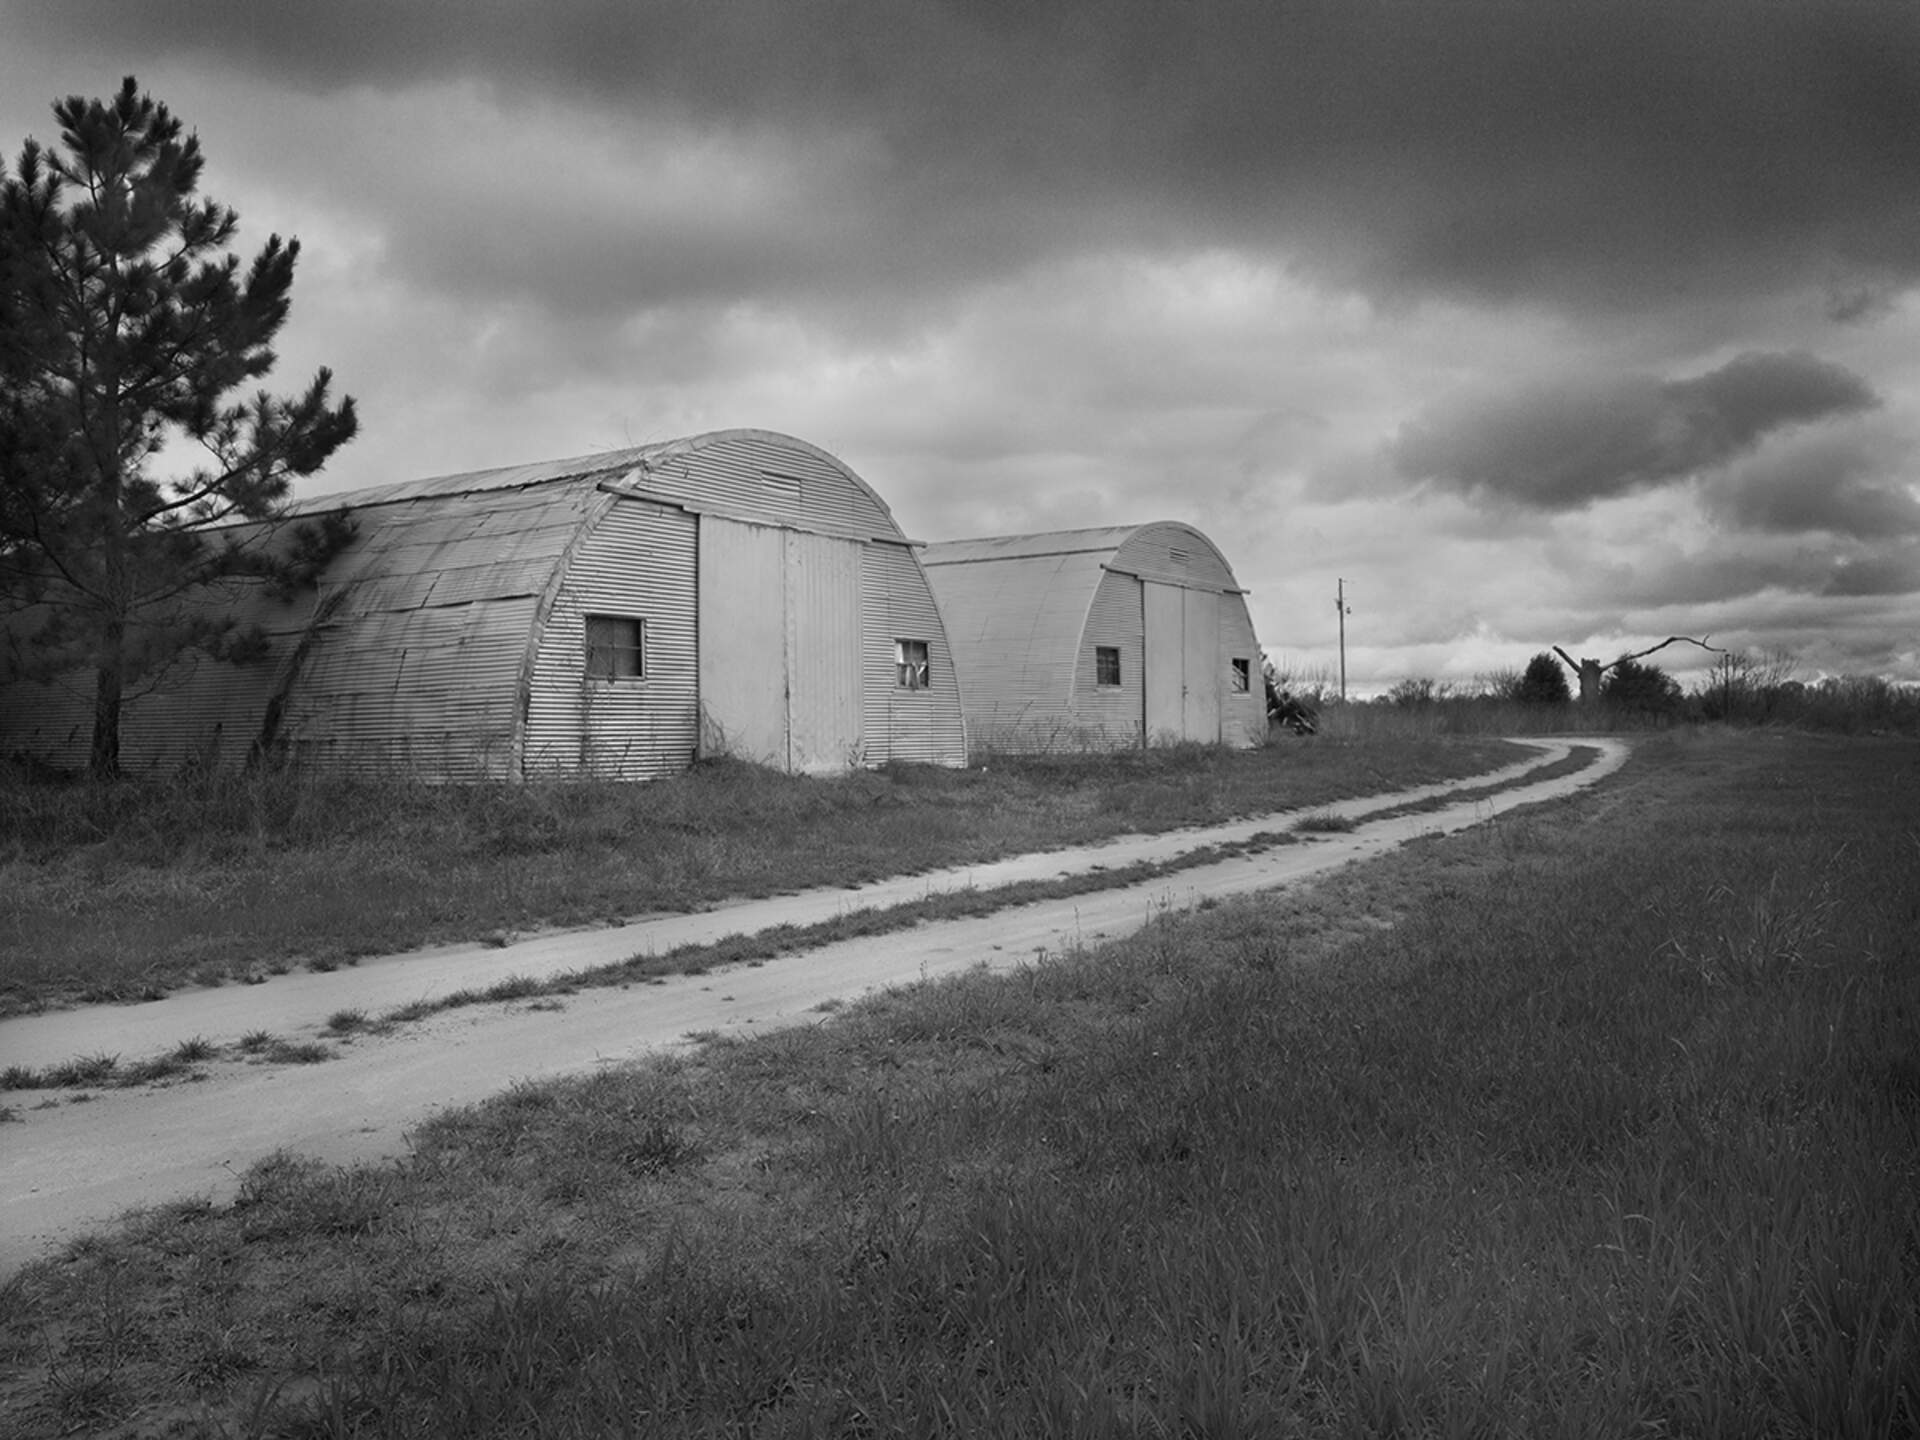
[292, 429, 909, 542]
[922, 521, 1251, 731]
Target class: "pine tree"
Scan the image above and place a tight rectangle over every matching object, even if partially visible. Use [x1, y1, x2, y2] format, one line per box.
[1514, 651, 1572, 705]
[1, 78, 357, 776]
[1602, 657, 1684, 717]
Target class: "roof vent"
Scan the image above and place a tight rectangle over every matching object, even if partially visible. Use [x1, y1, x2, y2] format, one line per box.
[1169, 546, 1190, 566]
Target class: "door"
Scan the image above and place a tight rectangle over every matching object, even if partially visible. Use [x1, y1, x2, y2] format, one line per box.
[784, 531, 863, 773]
[1181, 588, 1221, 742]
[1142, 581, 1184, 741]
[698, 518, 787, 765]
[1142, 581, 1221, 743]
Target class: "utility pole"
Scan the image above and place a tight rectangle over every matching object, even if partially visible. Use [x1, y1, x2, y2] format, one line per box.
[1336, 578, 1351, 702]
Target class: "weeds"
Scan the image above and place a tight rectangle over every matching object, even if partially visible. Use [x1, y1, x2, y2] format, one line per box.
[1, 737, 1517, 1014]
[260, 1040, 331, 1065]
[2, 734, 1913, 1438]
[42, 1053, 118, 1088]
[1293, 809, 1358, 833]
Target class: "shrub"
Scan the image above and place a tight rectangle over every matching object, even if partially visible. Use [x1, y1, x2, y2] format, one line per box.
[1515, 652, 1573, 705]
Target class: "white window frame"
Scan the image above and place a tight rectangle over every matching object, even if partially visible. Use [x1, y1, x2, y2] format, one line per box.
[1095, 645, 1122, 687]
[894, 638, 931, 691]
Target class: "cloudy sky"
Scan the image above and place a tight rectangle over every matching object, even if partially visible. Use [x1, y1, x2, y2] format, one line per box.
[5, 0, 1917, 693]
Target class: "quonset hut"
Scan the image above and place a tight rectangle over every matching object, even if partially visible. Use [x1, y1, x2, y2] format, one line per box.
[0, 431, 966, 780]
[921, 522, 1264, 753]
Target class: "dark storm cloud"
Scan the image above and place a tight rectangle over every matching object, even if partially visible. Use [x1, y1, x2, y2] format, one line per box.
[1704, 431, 1920, 539]
[1570, 545, 1829, 614]
[1391, 352, 1879, 510]
[15, 0, 1920, 314]
[1824, 545, 1920, 597]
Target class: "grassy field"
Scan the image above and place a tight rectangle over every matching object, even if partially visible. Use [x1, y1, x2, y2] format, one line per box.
[1, 729, 1913, 1438]
[0, 735, 1519, 1015]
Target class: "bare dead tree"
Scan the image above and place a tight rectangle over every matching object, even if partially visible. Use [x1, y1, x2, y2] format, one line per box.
[1551, 636, 1725, 706]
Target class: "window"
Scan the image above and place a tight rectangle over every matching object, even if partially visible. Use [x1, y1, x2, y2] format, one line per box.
[895, 638, 930, 690]
[1096, 645, 1122, 687]
[585, 615, 645, 679]
[1231, 657, 1251, 693]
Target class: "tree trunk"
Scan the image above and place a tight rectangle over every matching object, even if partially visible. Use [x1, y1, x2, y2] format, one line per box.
[1576, 659, 1602, 707]
[89, 612, 125, 779]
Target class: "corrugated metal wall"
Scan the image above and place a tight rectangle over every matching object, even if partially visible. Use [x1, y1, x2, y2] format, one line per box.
[638, 433, 900, 543]
[272, 484, 602, 780]
[1, 432, 969, 780]
[1181, 588, 1223, 741]
[523, 497, 699, 780]
[785, 530, 864, 774]
[1108, 523, 1242, 596]
[1142, 580, 1186, 741]
[860, 542, 967, 766]
[697, 518, 790, 766]
[926, 521, 1264, 755]
[1069, 569, 1145, 748]
[0, 578, 312, 773]
[1218, 593, 1264, 748]
[920, 548, 1107, 751]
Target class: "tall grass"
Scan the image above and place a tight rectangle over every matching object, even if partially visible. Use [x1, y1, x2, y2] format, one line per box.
[0, 738, 1518, 1013]
[2, 732, 1912, 1436]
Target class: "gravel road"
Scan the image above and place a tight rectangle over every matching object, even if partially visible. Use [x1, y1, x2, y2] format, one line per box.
[0, 737, 1627, 1274]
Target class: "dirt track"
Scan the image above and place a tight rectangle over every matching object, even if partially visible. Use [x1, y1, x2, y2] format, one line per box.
[1, 738, 1628, 1274]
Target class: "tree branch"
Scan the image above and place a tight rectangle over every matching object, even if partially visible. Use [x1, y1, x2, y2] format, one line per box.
[1611, 635, 1723, 670]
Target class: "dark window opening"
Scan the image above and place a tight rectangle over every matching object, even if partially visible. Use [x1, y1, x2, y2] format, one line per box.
[1096, 645, 1122, 687]
[1231, 657, 1251, 693]
[586, 614, 645, 680]
[895, 638, 930, 690]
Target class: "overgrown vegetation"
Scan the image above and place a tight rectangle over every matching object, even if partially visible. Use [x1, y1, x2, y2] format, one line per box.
[0, 737, 1516, 1014]
[1271, 651, 1920, 740]
[1, 731, 1912, 1437]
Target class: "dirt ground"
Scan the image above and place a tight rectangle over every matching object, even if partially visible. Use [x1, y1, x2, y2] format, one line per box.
[1, 738, 1627, 1274]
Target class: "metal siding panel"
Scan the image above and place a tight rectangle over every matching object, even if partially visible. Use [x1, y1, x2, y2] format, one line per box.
[1217, 593, 1263, 748]
[1070, 570, 1145, 749]
[643, 434, 898, 544]
[921, 550, 1106, 751]
[1143, 581, 1184, 741]
[279, 596, 537, 780]
[922, 528, 1136, 566]
[0, 578, 318, 774]
[697, 518, 789, 767]
[0, 676, 93, 770]
[524, 499, 698, 780]
[1110, 523, 1241, 594]
[861, 543, 967, 766]
[785, 531, 863, 774]
[267, 485, 599, 778]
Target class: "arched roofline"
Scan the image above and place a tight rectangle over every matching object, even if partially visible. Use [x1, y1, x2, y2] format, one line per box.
[623, 429, 910, 543]
[1106, 521, 1247, 592]
[922, 520, 1250, 712]
[283, 429, 910, 542]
